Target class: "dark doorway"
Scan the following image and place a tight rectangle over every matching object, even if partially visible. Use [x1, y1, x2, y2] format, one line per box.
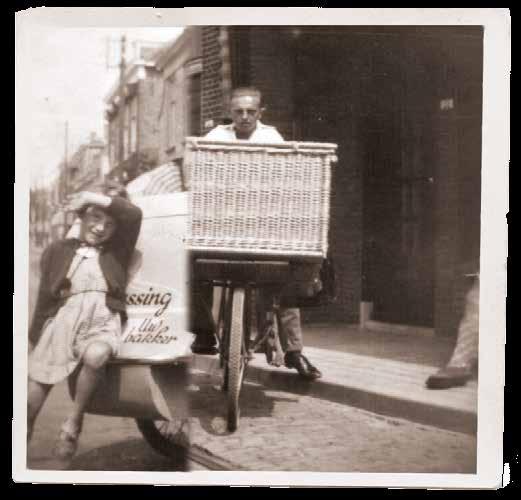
[293, 30, 437, 327]
[360, 35, 438, 327]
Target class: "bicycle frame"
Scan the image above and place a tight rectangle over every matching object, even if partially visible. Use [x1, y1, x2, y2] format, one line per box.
[193, 257, 316, 431]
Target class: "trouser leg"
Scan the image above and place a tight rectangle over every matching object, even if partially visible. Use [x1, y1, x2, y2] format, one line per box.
[448, 279, 480, 369]
[278, 307, 304, 353]
[190, 281, 215, 338]
[257, 288, 303, 353]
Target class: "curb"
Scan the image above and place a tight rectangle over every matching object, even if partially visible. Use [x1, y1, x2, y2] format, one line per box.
[191, 354, 477, 436]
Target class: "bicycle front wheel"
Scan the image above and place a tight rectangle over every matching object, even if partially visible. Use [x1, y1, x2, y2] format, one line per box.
[135, 418, 189, 464]
[227, 287, 246, 432]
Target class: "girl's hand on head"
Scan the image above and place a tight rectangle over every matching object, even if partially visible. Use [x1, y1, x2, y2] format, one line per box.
[66, 192, 111, 211]
[65, 192, 90, 212]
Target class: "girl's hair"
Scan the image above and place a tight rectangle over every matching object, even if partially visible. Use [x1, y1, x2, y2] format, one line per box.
[75, 181, 128, 218]
[101, 180, 128, 199]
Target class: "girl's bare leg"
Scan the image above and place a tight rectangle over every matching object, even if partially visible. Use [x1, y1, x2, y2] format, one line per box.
[66, 341, 112, 431]
[27, 379, 53, 441]
[55, 342, 113, 459]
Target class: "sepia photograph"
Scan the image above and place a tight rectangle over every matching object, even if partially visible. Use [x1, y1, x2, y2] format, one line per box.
[14, 8, 509, 487]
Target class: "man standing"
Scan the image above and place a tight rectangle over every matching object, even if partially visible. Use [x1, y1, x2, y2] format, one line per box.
[191, 86, 322, 380]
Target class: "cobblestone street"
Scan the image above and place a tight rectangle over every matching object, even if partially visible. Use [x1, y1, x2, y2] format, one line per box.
[186, 371, 476, 472]
[26, 369, 476, 473]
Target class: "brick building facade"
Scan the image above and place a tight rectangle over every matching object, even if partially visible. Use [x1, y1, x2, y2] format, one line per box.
[105, 30, 203, 190]
[198, 26, 483, 337]
[156, 27, 203, 166]
[105, 50, 163, 183]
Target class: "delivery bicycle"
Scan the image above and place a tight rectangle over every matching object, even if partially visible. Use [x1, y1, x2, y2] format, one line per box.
[186, 138, 337, 432]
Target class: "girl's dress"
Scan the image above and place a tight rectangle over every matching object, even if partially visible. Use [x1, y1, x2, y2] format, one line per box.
[29, 245, 122, 385]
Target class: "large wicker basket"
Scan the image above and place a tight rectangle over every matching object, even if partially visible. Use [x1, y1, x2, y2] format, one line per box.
[184, 138, 337, 259]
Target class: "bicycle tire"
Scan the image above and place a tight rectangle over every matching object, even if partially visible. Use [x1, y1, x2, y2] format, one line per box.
[227, 287, 246, 432]
[220, 286, 231, 391]
[135, 418, 190, 461]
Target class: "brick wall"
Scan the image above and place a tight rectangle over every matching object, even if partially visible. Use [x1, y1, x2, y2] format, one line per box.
[201, 27, 225, 132]
[433, 33, 482, 337]
[434, 108, 462, 337]
[157, 27, 203, 165]
[247, 28, 362, 323]
[249, 28, 294, 139]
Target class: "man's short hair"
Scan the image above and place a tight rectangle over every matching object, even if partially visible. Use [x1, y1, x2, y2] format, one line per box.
[230, 87, 263, 106]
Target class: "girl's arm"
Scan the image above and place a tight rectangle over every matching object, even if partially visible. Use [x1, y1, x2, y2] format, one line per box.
[67, 191, 112, 212]
[67, 191, 143, 267]
[104, 196, 143, 267]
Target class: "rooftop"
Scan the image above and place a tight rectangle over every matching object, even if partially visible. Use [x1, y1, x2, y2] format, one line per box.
[104, 39, 173, 104]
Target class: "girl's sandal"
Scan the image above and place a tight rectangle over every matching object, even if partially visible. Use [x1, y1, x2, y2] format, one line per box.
[54, 421, 81, 460]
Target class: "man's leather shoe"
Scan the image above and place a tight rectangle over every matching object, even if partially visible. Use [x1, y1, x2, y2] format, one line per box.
[284, 351, 322, 380]
[425, 365, 472, 389]
[191, 335, 219, 355]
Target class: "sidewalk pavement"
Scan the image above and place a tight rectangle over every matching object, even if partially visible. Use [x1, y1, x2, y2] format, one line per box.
[192, 324, 477, 435]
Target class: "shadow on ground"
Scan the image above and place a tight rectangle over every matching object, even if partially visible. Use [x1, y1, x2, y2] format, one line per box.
[189, 371, 298, 436]
[71, 438, 187, 471]
[28, 438, 187, 471]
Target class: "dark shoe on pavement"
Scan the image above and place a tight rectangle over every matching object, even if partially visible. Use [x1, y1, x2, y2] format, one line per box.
[284, 351, 322, 380]
[425, 365, 472, 389]
[191, 334, 219, 355]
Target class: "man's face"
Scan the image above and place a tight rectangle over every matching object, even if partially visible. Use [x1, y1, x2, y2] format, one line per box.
[79, 206, 117, 246]
[230, 94, 263, 139]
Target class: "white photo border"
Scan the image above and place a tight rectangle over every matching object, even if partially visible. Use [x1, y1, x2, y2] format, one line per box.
[13, 7, 510, 488]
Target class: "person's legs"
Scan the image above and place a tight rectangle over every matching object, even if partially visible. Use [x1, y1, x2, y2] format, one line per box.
[280, 307, 322, 380]
[427, 279, 479, 389]
[258, 288, 321, 380]
[55, 341, 112, 458]
[68, 341, 112, 427]
[190, 282, 218, 354]
[27, 378, 53, 442]
[278, 307, 303, 352]
[446, 280, 479, 370]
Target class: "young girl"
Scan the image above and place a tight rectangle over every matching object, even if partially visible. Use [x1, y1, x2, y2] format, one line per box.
[27, 183, 142, 459]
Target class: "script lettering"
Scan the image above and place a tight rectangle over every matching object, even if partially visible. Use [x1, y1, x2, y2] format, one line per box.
[123, 286, 179, 345]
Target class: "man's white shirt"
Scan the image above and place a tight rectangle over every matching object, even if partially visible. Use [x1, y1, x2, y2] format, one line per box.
[204, 121, 284, 143]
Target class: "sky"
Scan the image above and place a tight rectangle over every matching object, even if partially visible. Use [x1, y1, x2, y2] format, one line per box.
[16, 24, 183, 187]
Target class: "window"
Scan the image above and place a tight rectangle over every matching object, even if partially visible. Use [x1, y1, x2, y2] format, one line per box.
[169, 99, 177, 148]
[129, 97, 138, 154]
[69, 166, 78, 183]
[167, 77, 177, 150]
[109, 119, 118, 167]
[188, 73, 201, 136]
[123, 104, 130, 160]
